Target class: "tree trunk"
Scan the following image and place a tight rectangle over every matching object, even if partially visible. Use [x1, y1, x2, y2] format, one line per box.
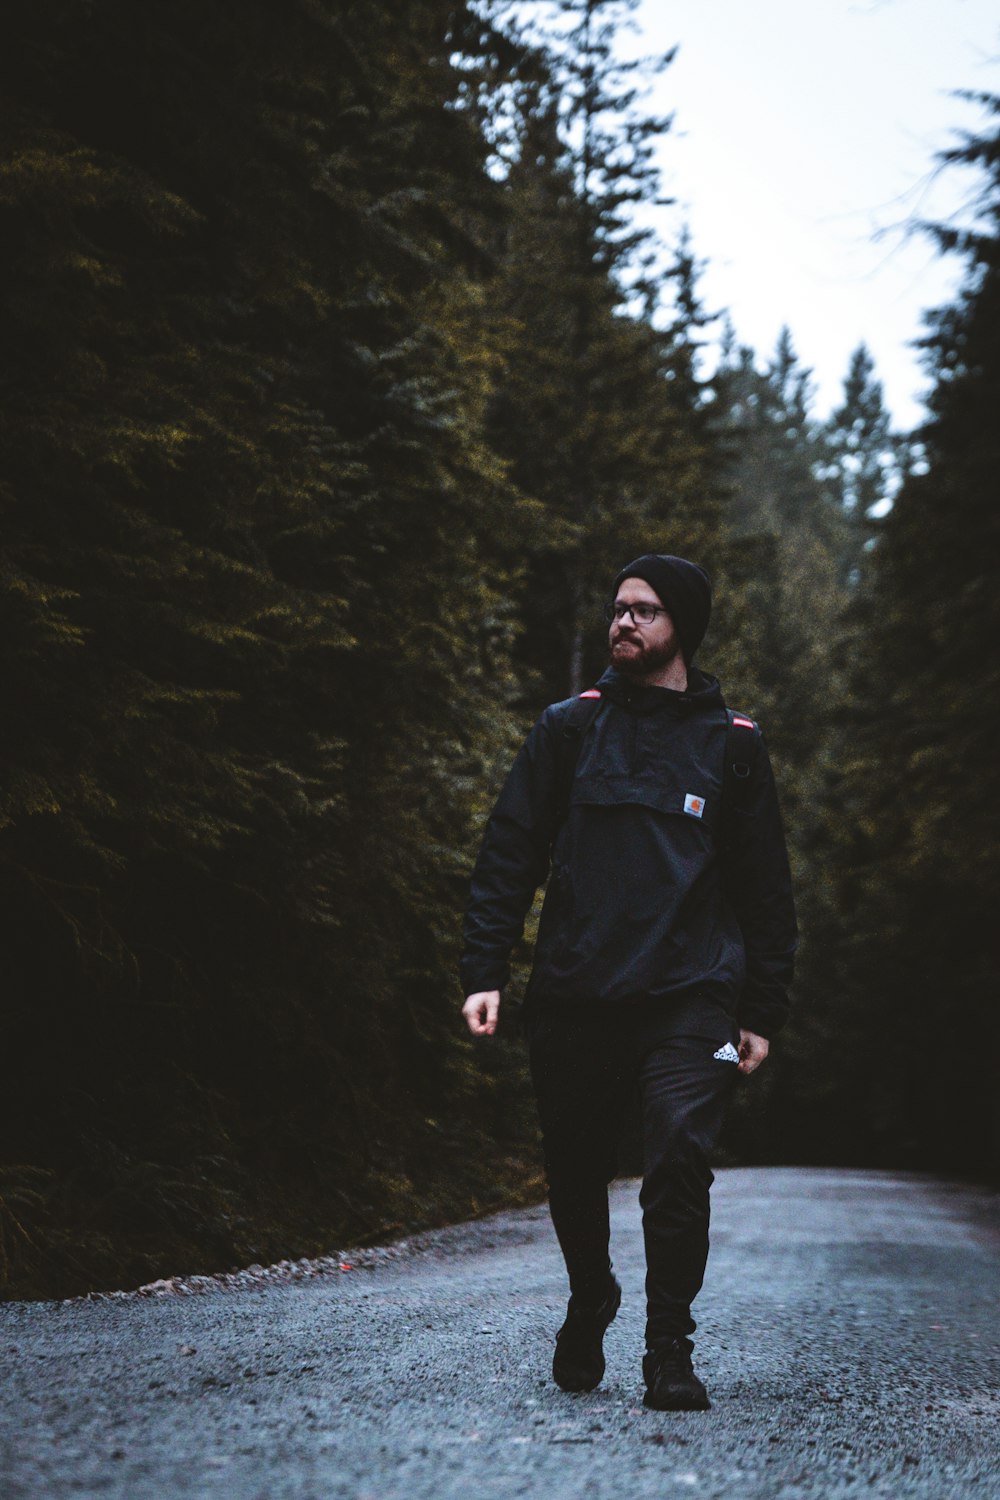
[568, 573, 585, 697]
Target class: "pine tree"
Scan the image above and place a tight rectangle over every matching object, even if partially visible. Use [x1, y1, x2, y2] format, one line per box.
[821, 342, 905, 585]
[482, 3, 722, 703]
[825, 96, 1000, 1175]
[709, 330, 850, 732]
[0, 0, 536, 1294]
[760, 98, 1000, 1174]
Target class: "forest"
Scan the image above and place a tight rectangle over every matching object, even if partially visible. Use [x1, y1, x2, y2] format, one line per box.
[1, 0, 997, 1299]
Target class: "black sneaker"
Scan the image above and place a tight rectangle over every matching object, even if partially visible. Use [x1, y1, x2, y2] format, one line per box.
[552, 1275, 622, 1392]
[642, 1338, 711, 1411]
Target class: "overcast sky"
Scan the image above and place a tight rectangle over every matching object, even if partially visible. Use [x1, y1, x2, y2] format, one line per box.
[622, 0, 999, 428]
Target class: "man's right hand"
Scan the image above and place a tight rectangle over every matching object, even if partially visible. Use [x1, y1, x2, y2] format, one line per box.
[462, 990, 500, 1037]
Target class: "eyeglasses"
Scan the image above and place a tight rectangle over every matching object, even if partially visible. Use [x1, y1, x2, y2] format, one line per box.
[603, 602, 670, 626]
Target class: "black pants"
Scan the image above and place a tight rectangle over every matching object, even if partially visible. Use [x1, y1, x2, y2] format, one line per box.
[527, 999, 738, 1350]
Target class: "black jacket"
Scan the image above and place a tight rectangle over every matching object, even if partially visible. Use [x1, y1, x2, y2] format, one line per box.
[460, 665, 797, 1038]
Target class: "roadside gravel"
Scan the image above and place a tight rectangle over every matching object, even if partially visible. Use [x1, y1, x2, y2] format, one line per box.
[1, 1167, 998, 1499]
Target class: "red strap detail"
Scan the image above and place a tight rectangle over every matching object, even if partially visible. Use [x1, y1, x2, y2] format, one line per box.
[732, 716, 754, 728]
[578, 689, 602, 698]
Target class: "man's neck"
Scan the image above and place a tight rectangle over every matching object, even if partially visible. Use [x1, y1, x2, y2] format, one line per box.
[628, 659, 689, 692]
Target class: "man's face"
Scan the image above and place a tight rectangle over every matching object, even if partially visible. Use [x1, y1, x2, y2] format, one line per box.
[608, 577, 682, 678]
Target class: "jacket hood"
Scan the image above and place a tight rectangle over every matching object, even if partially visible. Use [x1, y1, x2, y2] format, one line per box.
[596, 664, 724, 715]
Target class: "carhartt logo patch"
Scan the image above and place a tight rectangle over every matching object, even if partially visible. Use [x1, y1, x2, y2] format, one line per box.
[683, 793, 705, 818]
[714, 1042, 740, 1064]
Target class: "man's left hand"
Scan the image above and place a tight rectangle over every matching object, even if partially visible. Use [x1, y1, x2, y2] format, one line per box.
[737, 1029, 769, 1075]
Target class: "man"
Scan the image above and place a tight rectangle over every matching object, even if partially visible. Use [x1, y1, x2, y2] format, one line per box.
[460, 554, 796, 1411]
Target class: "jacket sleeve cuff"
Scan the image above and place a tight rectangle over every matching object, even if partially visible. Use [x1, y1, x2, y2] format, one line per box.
[459, 961, 509, 997]
[737, 995, 789, 1041]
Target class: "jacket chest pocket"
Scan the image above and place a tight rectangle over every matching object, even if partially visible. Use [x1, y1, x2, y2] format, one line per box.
[571, 772, 722, 835]
[638, 723, 724, 830]
[572, 714, 726, 832]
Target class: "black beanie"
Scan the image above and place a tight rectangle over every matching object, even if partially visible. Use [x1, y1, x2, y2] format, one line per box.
[612, 554, 713, 663]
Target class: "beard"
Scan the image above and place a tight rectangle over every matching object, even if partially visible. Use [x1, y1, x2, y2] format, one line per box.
[609, 632, 683, 679]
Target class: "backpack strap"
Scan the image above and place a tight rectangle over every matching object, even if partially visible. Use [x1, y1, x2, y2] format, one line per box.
[553, 689, 604, 841]
[723, 709, 762, 828]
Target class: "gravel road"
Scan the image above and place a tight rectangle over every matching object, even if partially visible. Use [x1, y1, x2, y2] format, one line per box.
[2, 1167, 998, 1499]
